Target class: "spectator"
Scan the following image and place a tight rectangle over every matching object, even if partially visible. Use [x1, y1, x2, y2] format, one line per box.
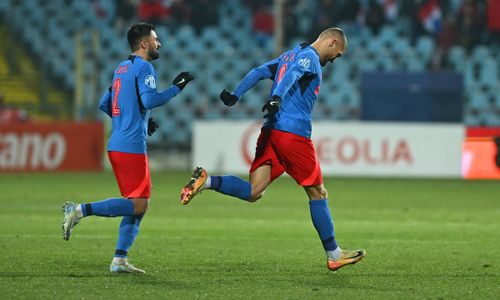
[309, 0, 338, 38]
[116, 0, 138, 33]
[399, 0, 422, 38]
[92, 0, 108, 20]
[170, 0, 192, 26]
[437, 14, 458, 52]
[0, 95, 28, 125]
[383, 0, 398, 23]
[486, 0, 500, 45]
[339, 0, 361, 23]
[457, 1, 482, 50]
[418, 0, 443, 36]
[138, 0, 170, 26]
[283, 2, 298, 45]
[191, 0, 219, 35]
[252, 4, 274, 48]
[365, 0, 385, 35]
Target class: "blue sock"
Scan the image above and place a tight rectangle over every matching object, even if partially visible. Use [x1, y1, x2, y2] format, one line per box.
[81, 198, 135, 217]
[114, 214, 144, 258]
[209, 175, 251, 200]
[309, 199, 338, 251]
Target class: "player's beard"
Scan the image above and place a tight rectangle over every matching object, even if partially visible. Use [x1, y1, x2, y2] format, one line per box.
[148, 45, 160, 61]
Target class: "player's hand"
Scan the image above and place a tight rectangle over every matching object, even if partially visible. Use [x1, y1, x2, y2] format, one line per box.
[148, 118, 159, 136]
[262, 95, 282, 116]
[173, 71, 194, 90]
[219, 89, 238, 106]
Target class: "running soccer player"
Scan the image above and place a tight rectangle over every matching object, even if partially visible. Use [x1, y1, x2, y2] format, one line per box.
[180, 28, 365, 272]
[62, 23, 194, 273]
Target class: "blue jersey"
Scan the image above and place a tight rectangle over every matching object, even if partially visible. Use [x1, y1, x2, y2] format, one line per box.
[99, 55, 180, 153]
[234, 44, 321, 138]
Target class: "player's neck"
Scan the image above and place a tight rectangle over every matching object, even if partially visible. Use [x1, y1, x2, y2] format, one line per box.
[131, 51, 150, 62]
[310, 40, 325, 61]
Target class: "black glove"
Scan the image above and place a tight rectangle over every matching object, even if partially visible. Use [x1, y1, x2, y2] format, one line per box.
[262, 95, 282, 116]
[148, 118, 159, 136]
[219, 89, 238, 106]
[172, 71, 194, 90]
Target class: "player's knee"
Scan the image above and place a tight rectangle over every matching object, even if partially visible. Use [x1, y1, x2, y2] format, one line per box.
[305, 185, 328, 200]
[320, 187, 328, 199]
[132, 198, 149, 215]
[249, 190, 265, 202]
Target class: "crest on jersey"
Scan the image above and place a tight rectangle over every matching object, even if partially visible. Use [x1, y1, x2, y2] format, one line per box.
[298, 57, 311, 71]
[145, 75, 156, 89]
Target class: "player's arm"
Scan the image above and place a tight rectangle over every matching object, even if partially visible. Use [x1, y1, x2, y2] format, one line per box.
[220, 58, 280, 106]
[263, 53, 316, 115]
[233, 57, 280, 99]
[138, 64, 194, 110]
[98, 86, 112, 118]
[272, 54, 313, 99]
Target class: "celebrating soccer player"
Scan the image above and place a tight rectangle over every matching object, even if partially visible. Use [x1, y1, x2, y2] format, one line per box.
[62, 23, 194, 273]
[180, 28, 365, 272]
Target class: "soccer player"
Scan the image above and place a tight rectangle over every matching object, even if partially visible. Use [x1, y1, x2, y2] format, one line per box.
[62, 23, 194, 273]
[180, 28, 365, 272]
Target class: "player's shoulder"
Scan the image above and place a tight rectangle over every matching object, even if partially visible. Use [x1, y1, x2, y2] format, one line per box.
[298, 45, 318, 61]
[295, 46, 319, 71]
[124, 55, 155, 76]
[136, 57, 155, 72]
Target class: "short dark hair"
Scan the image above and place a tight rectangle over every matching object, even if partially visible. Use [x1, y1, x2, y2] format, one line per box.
[127, 23, 155, 51]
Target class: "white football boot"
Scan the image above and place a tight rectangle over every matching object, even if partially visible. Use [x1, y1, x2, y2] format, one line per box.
[110, 258, 145, 274]
[62, 201, 81, 241]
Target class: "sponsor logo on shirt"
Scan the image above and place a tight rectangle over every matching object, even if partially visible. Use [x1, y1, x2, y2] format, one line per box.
[298, 57, 311, 71]
[116, 65, 129, 74]
[145, 75, 156, 89]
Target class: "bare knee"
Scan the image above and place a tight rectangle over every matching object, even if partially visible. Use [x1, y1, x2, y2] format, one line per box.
[130, 198, 149, 215]
[304, 185, 328, 200]
[320, 187, 328, 199]
[248, 190, 265, 202]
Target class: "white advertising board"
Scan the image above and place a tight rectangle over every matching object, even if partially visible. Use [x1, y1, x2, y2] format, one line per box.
[193, 121, 465, 177]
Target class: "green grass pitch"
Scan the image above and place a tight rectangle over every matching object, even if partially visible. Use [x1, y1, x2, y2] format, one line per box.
[0, 172, 499, 299]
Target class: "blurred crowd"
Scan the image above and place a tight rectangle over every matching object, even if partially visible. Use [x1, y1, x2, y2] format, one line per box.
[0, 95, 28, 125]
[248, 0, 500, 48]
[91, 0, 500, 53]
[246, 0, 500, 70]
[109, 0, 220, 35]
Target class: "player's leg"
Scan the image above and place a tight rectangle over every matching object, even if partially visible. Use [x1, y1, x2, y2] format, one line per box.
[203, 163, 273, 202]
[180, 128, 284, 204]
[108, 153, 152, 273]
[248, 164, 272, 201]
[62, 152, 150, 241]
[271, 129, 365, 271]
[62, 198, 136, 241]
[110, 197, 148, 274]
[304, 185, 365, 271]
[180, 167, 265, 204]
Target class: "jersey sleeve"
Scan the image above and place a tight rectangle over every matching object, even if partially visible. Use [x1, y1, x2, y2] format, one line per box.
[137, 63, 158, 96]
[137, 63, 180, 110]
[98, 87, 112, 118]
[272, 52, 317, 99]
[233, 57, 280, 99]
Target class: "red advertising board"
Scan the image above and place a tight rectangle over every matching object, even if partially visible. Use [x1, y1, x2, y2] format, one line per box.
[462, 127, 500, 179]
[0, 122, 104, 172]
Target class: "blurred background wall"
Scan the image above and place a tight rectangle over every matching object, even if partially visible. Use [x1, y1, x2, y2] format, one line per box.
[0, 0, 499, 177]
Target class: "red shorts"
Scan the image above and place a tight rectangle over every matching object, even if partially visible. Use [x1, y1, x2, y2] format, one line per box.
[250, 128, 323, 186]
[108, 151, 151, 198]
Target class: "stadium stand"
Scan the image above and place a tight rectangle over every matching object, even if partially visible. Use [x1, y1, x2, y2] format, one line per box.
[1, 0, 499, 149]
[0, 21, 68, 118]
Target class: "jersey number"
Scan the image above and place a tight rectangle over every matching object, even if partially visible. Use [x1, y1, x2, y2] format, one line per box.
[112, 78, 121, 116]
[277, 64, 287, 84]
